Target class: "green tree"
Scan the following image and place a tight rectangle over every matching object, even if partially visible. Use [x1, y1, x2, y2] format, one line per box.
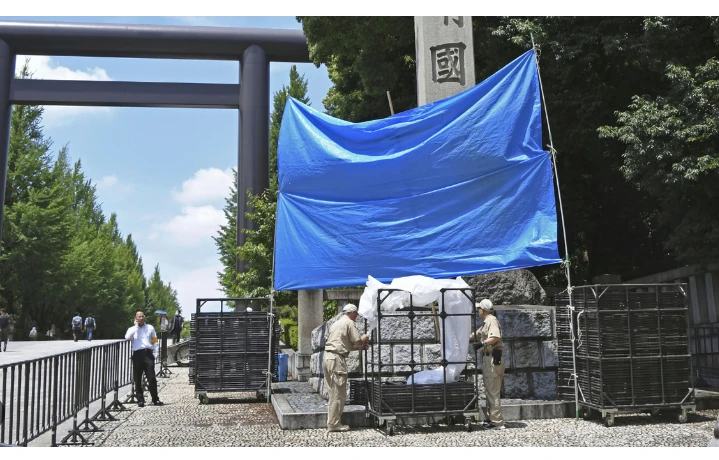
[0, 62, 174, 339]
[599, 58, 719, 263]
[298, 17, 416, 121]
[146, 264, 180, 326]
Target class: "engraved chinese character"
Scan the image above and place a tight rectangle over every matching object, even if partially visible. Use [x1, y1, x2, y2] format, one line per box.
[443, 16, 463, 27]
[430, 42, 466, 85]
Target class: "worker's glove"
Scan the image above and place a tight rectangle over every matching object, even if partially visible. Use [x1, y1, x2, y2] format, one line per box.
[472, 341, 485, 351]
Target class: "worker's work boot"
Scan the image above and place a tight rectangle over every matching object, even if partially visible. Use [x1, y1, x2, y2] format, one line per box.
[328, 425, 350, 432]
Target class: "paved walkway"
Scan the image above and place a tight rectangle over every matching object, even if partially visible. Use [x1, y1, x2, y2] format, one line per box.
[77, 366, 718, 447]
[0, 340, 123, 365]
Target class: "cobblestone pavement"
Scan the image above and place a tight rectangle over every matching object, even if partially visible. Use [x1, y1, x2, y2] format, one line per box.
[86, 367, 717, 447]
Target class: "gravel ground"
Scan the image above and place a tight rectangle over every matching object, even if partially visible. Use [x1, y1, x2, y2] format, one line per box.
[85, 367, 717, 447]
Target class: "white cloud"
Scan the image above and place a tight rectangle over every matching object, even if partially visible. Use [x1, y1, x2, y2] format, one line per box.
[96, 175, 119, 190]
[172, 167, 234, 205]
[169, 264, 225, 317]
[15, 55, 113, 127]
[152, 205, 226, 246]
[94, 174, 134, 204]
[16, 55, 111, 82]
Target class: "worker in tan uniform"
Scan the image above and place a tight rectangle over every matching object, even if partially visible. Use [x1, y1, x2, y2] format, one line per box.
[323, 303, 369, 432]
[470, 299, 505, 430]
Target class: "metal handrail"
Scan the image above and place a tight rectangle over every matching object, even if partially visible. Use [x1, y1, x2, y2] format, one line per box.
[0, 340, 133, 446]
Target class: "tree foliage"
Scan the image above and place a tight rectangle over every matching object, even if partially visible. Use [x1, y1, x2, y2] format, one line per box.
[296, 16, 719, 284]
[0, 63, 178, 339]
[599, 58, 719, 262]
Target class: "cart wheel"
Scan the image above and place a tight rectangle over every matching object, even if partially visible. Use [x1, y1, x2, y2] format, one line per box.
[582, 408, 593, 420]
[465, 418, 472, 432]
[650, 409, 661, 417]
[256, 391, 265, 401]
[198, 394, 209, 405]
[603, 415, 614, 428]
[677, 413, 687, 424]
[386, 421, 394, 436]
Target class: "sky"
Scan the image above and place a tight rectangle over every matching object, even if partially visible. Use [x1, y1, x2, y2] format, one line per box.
[1, 15, 333, 318]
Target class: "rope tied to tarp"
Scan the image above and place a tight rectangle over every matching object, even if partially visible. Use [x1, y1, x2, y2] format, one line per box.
[531, 31, 580, 420]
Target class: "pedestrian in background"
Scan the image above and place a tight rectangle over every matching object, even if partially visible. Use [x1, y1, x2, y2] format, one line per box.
[170, 311, 184, 344]
[85, 314, 96, 341]
[125, 311, 163, 407]
[71, 312, 83, 342]
[0, 309, 10, 352]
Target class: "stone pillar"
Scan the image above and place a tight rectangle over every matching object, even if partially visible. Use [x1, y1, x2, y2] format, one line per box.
[414, 16, 476, 106]
[0, 40, 16, 253]
[297, 289, 323, 382]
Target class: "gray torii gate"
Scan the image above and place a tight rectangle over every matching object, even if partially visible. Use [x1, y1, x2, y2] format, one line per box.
[0, 20, 310, 275]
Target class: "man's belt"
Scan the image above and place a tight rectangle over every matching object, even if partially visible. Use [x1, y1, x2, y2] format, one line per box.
[483, 350, 503, 356]
[325, 350, 348, 358]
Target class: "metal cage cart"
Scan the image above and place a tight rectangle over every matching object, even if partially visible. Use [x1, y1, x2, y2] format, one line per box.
[557, 284, 696, 427]
[189, 298, 281, 404]
[361, 287, 481, 435]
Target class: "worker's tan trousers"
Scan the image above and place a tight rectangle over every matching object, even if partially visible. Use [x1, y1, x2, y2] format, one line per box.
[323, 353, 348, 430]
[482, 355, 505, 426]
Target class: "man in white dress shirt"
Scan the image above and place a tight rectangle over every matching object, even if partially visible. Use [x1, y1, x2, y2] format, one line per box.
[125, 311, 163, 407]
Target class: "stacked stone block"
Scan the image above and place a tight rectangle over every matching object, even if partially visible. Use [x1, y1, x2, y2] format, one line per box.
[309, 306, 560, 401]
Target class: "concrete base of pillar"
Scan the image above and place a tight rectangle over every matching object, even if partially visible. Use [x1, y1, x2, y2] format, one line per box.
[294, 353, 312, 382]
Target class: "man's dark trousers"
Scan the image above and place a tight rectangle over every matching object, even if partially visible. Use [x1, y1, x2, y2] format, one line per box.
[132, 348, 159, 403]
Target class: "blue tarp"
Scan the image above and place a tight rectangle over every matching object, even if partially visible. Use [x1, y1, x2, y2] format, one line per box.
[273, 49, 561, 291]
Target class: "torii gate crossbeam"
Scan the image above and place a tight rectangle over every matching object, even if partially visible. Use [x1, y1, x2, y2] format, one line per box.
[0, 20, 311, 275]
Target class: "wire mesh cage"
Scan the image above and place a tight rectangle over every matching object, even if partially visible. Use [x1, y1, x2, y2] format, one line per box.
[189, 298, 280, 403]
[359, 287, 482, 435]
[556, 284, 696, 426]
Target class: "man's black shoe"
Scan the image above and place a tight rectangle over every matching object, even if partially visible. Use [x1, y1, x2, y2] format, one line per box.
[152, 400, 164, 406]
[138, 401, 145, 408]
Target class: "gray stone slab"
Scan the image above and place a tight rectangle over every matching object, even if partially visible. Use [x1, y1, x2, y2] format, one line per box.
[464, 269, 547, 305]
[541, 340, 558, 368]
[377, 312, 436, 343]
[504, 372, 530, 399]
[496, 310, 552, 339]
[532, 371, 558, 400]
[393, 344, 422, 373]
[367, 345, 392, 373]
[513, 341, 540, 368]
[425, 344, 443, 370]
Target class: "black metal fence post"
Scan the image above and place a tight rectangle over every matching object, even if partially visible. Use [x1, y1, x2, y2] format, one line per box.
[92, 344, 117, 422]
[59, 349, 93, 446]
[21, 363, 29, 446]
[157, 332, 172, 378]
[107, 342, 130, 412]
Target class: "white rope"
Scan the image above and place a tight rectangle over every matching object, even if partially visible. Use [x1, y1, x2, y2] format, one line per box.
[531, 34, 580, 420]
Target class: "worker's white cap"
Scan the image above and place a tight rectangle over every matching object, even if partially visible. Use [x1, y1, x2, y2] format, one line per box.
[342, 304, 358, 313]
[477, 299, 494, 312]
[246, 307, 253, 312]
